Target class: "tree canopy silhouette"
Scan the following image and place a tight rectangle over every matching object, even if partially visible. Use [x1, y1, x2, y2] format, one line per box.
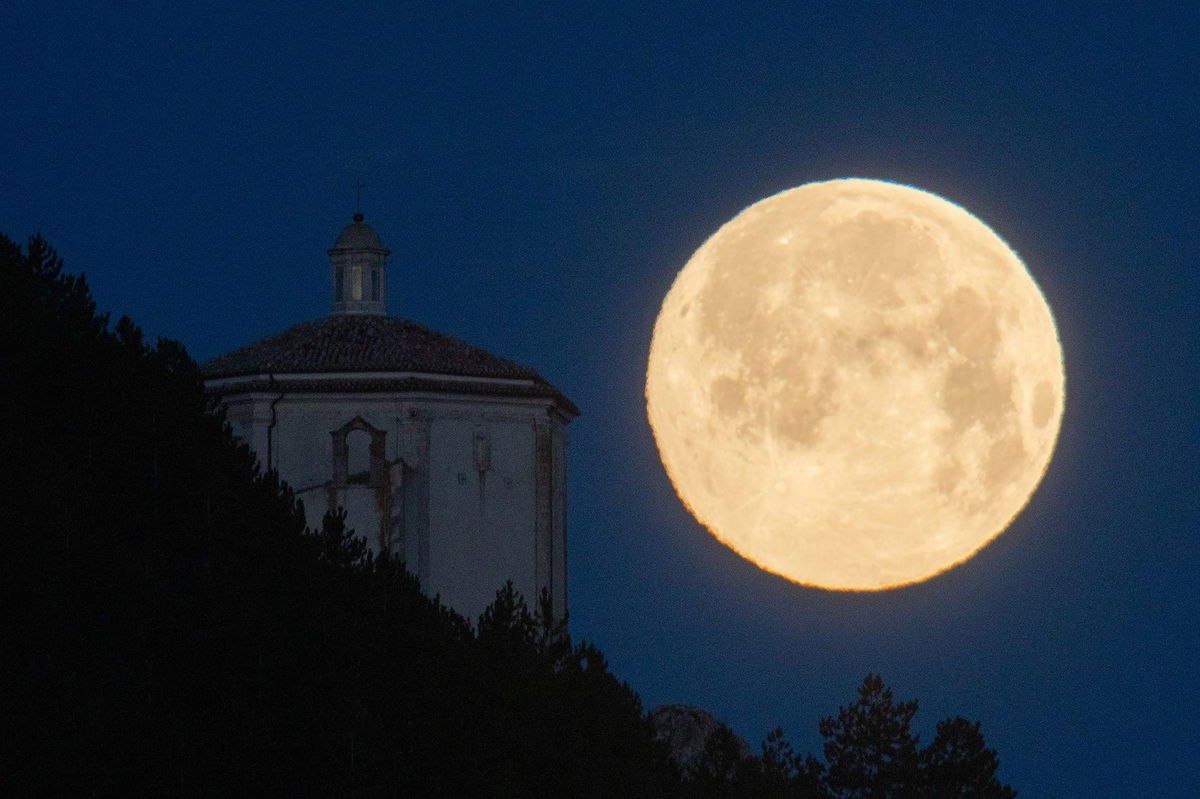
[681, 674, 1016, 798]
[0, 233, 676, 795]
[2, 233, 1016, 797]
[821, 673, 921, 798]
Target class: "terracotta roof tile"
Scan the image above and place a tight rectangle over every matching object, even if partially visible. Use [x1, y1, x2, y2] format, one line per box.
[201, 315, 577, 415]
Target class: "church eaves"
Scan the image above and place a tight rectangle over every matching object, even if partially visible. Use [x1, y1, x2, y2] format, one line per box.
[200, 314, 579, 416]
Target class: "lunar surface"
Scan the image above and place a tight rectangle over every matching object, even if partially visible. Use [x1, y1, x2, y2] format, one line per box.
[645, 178, 1064, 590]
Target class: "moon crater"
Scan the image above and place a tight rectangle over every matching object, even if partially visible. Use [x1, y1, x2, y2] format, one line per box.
[646, 178, 1064, 590]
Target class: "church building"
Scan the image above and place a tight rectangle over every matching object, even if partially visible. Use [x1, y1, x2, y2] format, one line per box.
[202, 214, 578, 622]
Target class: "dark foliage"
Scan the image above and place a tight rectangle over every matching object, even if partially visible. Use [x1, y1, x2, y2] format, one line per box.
[820, 674, 920, 799]
[1, 234, 1015, 797]
[0, 234, 676, 796]
[681, 674, 1016, 799]
[683, 723, 767, 799]
[919, 717, 1017, 799]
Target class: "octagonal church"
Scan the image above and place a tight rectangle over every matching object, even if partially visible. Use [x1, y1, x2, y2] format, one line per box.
[202, 214, 577, 622]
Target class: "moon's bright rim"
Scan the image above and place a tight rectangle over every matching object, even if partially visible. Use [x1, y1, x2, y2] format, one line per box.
[646, 178, 1064, 591]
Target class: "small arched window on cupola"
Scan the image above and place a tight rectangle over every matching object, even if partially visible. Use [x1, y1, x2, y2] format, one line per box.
[331, 416, 387, 487]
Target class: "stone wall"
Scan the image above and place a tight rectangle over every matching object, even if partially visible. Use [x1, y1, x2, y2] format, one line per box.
[219, 388, 569, 624]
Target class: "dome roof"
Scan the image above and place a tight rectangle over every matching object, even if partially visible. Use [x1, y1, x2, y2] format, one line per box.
[331, 213, 387, 251]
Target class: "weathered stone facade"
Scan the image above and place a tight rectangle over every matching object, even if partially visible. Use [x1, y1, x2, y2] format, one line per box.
[202, 215, 577, 623]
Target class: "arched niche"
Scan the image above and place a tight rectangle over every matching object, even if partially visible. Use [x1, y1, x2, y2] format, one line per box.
[331, 416, 387, 487]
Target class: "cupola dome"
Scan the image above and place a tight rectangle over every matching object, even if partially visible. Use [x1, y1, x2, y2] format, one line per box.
[333, 213, 386, 250]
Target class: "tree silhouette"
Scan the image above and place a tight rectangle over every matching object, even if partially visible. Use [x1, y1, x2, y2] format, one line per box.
[820, 673, 920, 799]
[685, 723, 764, 799]
[0, 233, 679, 795]
[810, 676, 1017, 799]
[919, 717, 1017, 798]
[760, 727, 827, 799]
[312, 506, 367, 566]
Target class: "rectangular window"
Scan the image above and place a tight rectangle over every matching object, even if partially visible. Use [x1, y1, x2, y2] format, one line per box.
[335, 267, 344, 301]
[372, 269, 381, 301]
[351, 267, 363, 300]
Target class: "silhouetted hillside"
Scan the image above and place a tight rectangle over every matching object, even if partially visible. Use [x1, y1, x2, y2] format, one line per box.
[0, 233, 677, 795]
[1, 233, 1016, 797]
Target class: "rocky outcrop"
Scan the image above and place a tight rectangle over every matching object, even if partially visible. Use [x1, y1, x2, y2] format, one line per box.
[648, 704, 752, 774]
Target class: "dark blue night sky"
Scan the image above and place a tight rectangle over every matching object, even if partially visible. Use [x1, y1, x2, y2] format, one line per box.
[4, 3, 1197, 794]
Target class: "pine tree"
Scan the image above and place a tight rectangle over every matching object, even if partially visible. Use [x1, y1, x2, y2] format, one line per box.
[918, 717, 1017, 798]
[760, 727, 827, 799]
[820, 674, 921, 799]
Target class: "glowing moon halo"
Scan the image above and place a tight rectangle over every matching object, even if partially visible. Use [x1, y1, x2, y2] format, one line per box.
[646, 178, 1064, 590]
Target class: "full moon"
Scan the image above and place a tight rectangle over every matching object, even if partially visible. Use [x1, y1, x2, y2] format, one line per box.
[645, 178, 1064, 590]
